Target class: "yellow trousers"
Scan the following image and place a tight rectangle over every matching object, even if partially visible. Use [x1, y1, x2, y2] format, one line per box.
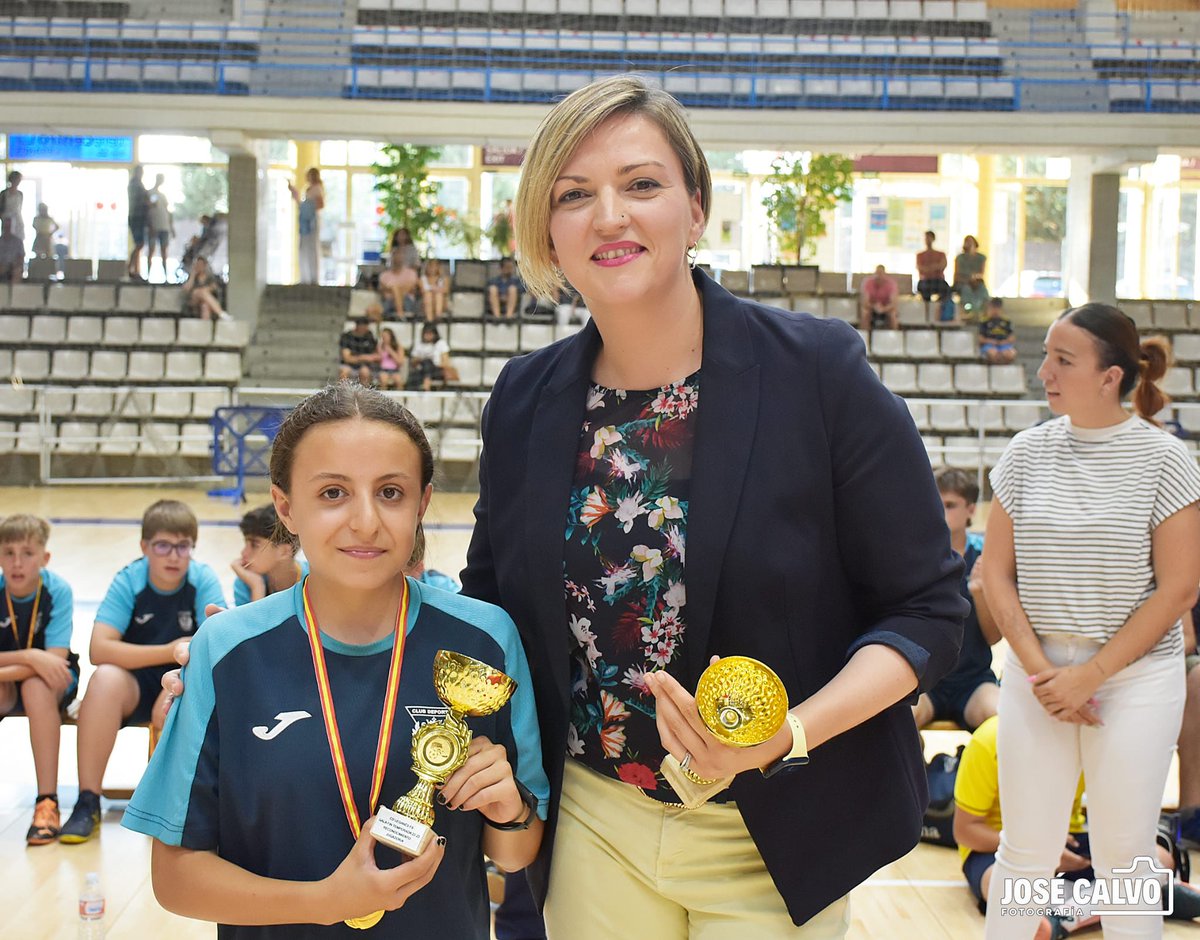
[544, 760, 850, 939]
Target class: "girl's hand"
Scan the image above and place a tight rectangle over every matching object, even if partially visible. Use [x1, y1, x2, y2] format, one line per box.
[645, 659, 790, 781]
[321, 816, 445, 925]
[438, 736, 525, 826]
[1029, 665, 1104, 724]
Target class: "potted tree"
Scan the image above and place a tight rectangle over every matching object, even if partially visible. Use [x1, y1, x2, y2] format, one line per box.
[762, 153, 854, 264]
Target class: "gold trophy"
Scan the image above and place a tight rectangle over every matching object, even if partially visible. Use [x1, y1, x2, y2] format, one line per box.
[370, 650, 517, 856]
[659, 656, 788, 809]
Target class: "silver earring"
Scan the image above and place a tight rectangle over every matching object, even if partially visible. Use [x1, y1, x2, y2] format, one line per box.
[552, 265, 564, 278]
[686, 244, 697, 270]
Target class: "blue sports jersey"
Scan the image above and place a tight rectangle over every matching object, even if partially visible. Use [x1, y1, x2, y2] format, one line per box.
[232, 559, 310, 607]
[96, 557, 225, 643]
[123, 578, 549, 940]
[937, 532, 993, 689]
[0, 568, 74, 652]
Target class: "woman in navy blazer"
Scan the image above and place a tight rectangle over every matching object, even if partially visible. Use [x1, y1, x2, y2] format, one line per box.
[461, 76, 966, 935]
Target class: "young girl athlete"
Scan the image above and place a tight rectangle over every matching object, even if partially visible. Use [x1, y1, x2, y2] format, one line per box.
[123, 384, 548, 938]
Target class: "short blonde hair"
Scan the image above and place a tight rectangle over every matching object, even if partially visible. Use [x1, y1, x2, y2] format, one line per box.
[0, 514, 50, 547]
[515, 74, 712, 301]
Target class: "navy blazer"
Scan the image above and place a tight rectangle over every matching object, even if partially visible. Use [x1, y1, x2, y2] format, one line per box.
[461, 271, 966, 925]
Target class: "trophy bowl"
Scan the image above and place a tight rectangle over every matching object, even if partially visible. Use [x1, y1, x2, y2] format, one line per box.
[694, 656, 788, 747]
[433, 650, 518, 717]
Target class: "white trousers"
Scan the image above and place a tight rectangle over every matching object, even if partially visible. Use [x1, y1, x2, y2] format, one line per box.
[984, 637, 1185, 939]
[298, 230, 319, 285]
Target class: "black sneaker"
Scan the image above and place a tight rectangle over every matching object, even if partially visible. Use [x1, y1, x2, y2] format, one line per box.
[59, 791, 101, 844]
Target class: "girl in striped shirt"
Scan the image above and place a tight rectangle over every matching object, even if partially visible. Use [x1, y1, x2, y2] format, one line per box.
[982, 303, 1200, 939]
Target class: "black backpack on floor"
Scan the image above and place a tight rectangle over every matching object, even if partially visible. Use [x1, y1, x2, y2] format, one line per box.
[921, 745, 965, 848]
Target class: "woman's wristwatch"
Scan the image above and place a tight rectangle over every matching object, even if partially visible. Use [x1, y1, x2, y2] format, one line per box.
[485, 780, 539, 831]
[760, 712, 810, 778]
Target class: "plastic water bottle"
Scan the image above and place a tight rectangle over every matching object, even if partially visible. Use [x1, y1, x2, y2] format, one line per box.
[78, 872, 105, 939]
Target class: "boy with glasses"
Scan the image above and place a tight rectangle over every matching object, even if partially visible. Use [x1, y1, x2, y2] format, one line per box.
[60, 500, 225, 843]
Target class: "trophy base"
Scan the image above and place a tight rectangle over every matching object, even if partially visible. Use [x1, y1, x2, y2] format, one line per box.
[370, 806, 436, 858]
[660, 755, 734, 810]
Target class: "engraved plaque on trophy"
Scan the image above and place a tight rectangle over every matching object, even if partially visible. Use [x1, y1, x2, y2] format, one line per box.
[659, 656, 788, 810]
[371, 650, 517, 856]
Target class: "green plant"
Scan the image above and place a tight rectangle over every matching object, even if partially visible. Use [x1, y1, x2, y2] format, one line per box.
[762, 153, 855, 263]
[371, 144, 443, 249]
[177, 165, 228, 221]
[433, 208, 483, 258]
[485, 201, 515, 257]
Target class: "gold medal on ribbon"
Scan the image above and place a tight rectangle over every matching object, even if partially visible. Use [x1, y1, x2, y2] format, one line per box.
[302, 577, 410, 931]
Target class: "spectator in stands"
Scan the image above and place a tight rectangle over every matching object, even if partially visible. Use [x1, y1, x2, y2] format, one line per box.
[859, 264, 899, 330]
[379, 230, 420, 318]
[231, 505, 306, 607]
[0, 514, 78, 846]
[408, 323, 455, 391]
[953, 235, 988, 319]
[982, 305, 1200, 936]
[470, 73, 966, 938]
[30, 203, 58, 261]
[127, 164, 150, 281]
[376, 327, 408, 390]
[289, 167, 324, 285]
[59, 499, 225, 844]
[916, 230, 954, 322]
[0, 170, 24, 244]
[182, 256, 228, 321]
[0, 217, 23, 284]
[338, 316, 380, 385]
[421, 257, 450, 322]
[146, 174, 174, 283]
[913, 467, 999, 732]
[978, 298, 1016, 364]
[487, 257, 524, 320]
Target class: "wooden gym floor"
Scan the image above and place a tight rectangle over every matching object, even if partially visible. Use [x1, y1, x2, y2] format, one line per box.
[0, 485, 1192, 939]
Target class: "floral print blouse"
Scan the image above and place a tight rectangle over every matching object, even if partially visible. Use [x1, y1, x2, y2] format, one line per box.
[564, 371, 698, 801]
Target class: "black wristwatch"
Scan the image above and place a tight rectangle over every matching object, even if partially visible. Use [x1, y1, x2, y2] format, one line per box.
[485, 780, 538, 832]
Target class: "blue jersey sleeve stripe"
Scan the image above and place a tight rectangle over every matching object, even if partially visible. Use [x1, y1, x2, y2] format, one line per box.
[95, 559, 145, 634]
[412, 581, 550, 815]
[122, 589, 300, 846]
[42, 569, 74, 649]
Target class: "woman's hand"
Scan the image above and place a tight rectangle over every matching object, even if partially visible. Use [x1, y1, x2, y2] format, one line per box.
[319, 817, 445, 925]
[1029, 664, 1105, 725]
[438, 736, 525, 826]
[158, 603, 224, 722]
[645, 660, 790, 781]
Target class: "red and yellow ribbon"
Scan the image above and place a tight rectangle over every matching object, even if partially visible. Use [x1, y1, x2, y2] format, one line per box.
[5, 579, 42, 650]
[301, 576, 410, 841]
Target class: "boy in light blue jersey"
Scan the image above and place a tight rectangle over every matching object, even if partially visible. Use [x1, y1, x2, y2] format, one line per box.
[231, 504, 307, 606]
[60, 499, 225, 844]
[0, 514, 78, 845]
